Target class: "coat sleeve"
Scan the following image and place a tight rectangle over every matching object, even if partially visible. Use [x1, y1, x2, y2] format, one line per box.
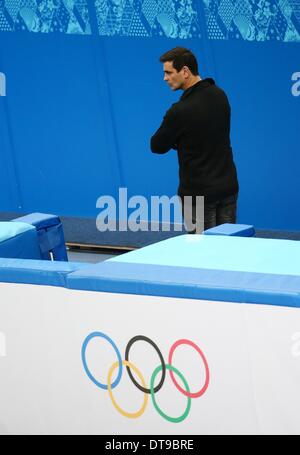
[150, 107, 179, 154]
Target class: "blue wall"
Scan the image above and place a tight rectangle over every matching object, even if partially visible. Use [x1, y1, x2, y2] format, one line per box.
[0, 0, 300, 230]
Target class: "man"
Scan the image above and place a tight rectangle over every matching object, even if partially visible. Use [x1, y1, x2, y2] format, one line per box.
[151, 47, 239, 232]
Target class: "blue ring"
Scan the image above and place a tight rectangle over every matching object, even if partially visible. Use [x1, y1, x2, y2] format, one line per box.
[82, 332, 123, 390]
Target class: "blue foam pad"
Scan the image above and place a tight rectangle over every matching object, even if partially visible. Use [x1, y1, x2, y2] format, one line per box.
[13, 213, 68, 261]
[0, 258, 89, 287]
[203, 223, 255, 237]
[13, 213, 60, 230]
[109, 235, 300, 276]
[0, 222, 41, 260]
[0, 222, 35, 242]
[66, 235, 300, 308]
[66, 262, 300, 308]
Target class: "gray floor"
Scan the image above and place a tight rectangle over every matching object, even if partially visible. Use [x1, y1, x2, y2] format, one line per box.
[67, 250, 117, 264]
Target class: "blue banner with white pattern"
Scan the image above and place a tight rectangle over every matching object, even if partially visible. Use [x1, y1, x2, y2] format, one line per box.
[1, 0, 299, 41]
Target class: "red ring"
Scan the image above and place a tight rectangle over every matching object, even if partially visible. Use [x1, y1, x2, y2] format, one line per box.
[168, 339, 210, 399]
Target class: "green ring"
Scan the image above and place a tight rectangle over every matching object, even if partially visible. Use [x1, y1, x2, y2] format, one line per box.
[150, 364, 192, 423]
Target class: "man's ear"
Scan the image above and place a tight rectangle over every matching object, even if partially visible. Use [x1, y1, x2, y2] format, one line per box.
[182, 66, 191, 78]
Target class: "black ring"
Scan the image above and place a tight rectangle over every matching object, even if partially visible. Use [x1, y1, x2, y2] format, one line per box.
[125, 335, 166, 394]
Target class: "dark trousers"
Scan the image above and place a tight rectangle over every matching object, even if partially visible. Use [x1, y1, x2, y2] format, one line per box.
[181, 193, 238, 233]
[204, 193, 238, 230]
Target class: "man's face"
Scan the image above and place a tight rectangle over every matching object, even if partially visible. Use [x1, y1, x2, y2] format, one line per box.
[163, 61, 185, 91]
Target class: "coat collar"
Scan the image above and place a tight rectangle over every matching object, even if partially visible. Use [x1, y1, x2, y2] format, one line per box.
[180, 78, 215, 100]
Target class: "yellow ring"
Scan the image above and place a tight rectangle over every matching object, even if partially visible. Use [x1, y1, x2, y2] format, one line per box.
[107, 360, 149, 419]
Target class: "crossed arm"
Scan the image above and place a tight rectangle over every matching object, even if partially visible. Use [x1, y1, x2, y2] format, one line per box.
[150, 108, 179, 154]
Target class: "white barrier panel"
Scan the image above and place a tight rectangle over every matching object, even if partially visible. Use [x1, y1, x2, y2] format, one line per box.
[0, 282, 300, 435]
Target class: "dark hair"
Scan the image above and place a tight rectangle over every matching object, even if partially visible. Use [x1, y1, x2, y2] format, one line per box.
[159, 47, 199, 76]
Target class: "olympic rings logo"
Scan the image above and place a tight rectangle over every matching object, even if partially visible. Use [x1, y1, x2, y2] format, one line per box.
[81, 332, 210, 423]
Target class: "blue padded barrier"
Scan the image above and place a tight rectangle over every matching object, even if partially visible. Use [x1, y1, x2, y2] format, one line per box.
[0, 258, 89, 287]
[66, 262, 300, 308]
[0, 232, 299, 309]
[0, 222, 41, 260]
[66, 234, 300, 308]
[203, 223, 255, 237]
[13, 213, 68, 261]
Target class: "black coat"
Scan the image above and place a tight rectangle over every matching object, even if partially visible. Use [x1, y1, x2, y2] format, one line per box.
[151, 78, 239, 203]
